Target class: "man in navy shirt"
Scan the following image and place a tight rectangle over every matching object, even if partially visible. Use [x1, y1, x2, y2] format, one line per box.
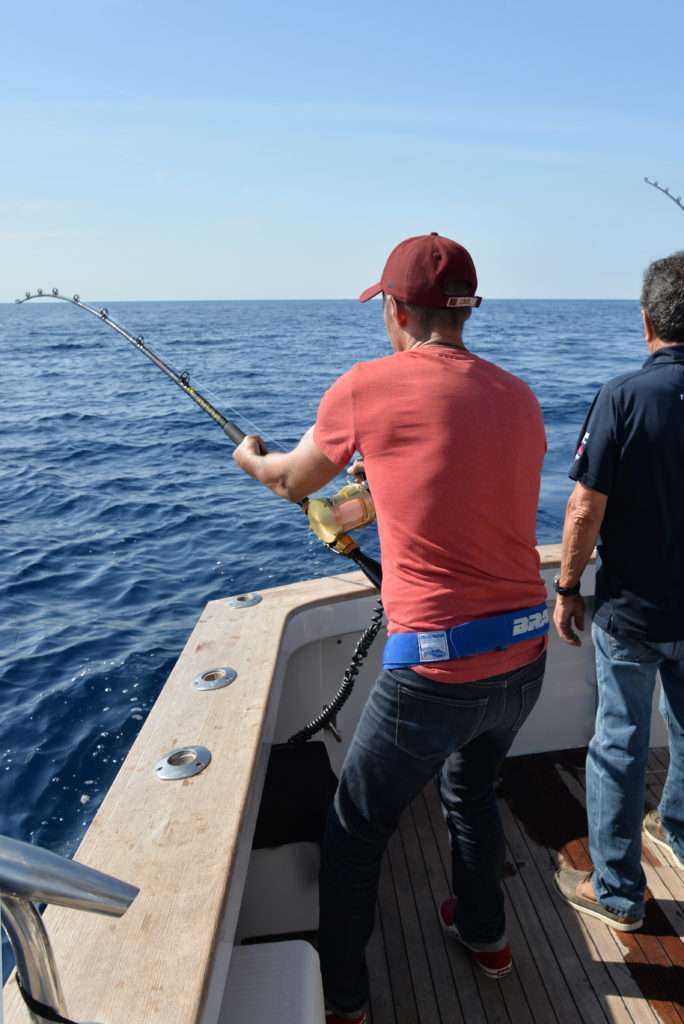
[553, 252, 684, 931]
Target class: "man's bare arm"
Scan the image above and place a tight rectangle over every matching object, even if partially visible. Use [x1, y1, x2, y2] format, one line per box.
[233, 426, 343, 502]
[553, 481, 608, 646]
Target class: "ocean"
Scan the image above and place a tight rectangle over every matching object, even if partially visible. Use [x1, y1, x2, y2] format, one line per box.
[0, 298, 644, 868]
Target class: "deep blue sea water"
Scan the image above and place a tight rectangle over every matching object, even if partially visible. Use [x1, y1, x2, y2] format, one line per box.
[0, 298, 645, 869]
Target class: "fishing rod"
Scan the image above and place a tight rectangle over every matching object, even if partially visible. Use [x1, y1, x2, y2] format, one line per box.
[644, 177, 684, 214]
[17, 289, 384, 743]
[16, 289, 382, 589]
[16, 289, 247, 443]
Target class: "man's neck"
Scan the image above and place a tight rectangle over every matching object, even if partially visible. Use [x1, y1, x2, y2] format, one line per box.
[408, 333, 466, 352]
[648, 337, 684, 354]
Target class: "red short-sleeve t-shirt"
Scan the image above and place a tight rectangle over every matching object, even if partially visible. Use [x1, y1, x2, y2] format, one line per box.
[313, 346, 547, 683]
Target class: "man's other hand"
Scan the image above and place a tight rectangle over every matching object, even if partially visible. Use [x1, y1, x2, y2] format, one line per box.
[233, 435, 267, 476]
[347, 458, 366, 481]
[553, 594, 586, 646]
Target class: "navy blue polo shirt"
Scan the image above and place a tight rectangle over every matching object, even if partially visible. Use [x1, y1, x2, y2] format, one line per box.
[569, 345, 684, 640]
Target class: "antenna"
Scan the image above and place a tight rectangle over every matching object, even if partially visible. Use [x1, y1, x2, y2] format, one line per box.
[644, 177, 684, 214]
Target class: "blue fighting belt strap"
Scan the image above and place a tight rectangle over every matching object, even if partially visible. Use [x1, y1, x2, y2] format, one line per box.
[383, 603, 549, 668]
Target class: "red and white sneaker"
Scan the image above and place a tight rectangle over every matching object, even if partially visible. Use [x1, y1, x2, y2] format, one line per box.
[440, 898, 512, 979]
[325, 1009, 368, 1024]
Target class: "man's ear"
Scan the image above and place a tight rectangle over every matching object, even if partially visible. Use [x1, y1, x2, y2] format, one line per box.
[641, 307, 655, 345]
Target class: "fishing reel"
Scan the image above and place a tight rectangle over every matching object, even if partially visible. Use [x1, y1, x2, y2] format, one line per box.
[303, 482, 376, 554]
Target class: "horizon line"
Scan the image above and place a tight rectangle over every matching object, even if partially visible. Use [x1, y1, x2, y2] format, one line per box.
[2, 295, 639, 306]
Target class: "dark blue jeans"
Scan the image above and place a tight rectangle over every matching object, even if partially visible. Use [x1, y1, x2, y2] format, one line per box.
[318, 653, 546, 1012]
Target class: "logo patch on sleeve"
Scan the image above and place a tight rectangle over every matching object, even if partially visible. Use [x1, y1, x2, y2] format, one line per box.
[417, 631, 449, 662]
[574, 431, 590, 460]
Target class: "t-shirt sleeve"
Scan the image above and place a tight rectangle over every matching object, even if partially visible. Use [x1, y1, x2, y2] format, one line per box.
[313, 367, 357, 468]
[568, 385, 619, 494]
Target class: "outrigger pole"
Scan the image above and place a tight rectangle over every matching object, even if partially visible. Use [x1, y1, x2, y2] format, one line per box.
[16, 289, 382, 591]
[644, 177, 684, 214]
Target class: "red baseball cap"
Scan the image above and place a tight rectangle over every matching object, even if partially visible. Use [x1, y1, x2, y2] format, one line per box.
[359, 232, 481, 309]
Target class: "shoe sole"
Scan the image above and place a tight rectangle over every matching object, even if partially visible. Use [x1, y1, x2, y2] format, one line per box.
[643, 824, 684, 870]
[564, 898, 643, 932]
[444, 928, 513, 979]
[440, 908, 512, 978]
[449, 934, 513, 979]
[476, 961, 513, 979]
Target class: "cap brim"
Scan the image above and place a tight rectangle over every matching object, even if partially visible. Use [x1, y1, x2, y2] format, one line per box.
[358, 282, 383, 303]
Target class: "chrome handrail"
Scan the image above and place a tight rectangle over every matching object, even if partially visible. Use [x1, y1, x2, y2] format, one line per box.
[0, 834, 138, 1023]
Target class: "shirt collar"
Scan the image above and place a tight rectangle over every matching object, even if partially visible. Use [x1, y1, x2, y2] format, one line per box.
[643, 344, 684, 368]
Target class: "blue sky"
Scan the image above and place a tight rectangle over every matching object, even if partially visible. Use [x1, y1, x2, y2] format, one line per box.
[2, 0, 683, 300]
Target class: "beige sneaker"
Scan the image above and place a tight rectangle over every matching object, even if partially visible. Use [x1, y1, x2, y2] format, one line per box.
[643, 809, 684, 869]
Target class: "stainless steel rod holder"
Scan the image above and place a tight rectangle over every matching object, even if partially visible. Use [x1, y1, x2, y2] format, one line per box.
[0, 835, 138, 916]
[1, 895, 67, 1023]
[0, 834, 139, 1023]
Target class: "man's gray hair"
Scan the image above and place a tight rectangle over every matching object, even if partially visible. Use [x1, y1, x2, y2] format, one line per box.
[641, 252, 684, 344]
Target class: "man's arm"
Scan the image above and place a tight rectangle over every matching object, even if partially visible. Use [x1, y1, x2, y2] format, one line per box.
[553, 481, 608, 646]
[233, 426, 343, 502]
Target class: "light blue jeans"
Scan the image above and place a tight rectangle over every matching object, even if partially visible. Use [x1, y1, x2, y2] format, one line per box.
[588, 622, 684, 917]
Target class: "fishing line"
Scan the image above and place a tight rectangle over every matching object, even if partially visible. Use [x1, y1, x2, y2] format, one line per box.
[17, 288, 384, 742]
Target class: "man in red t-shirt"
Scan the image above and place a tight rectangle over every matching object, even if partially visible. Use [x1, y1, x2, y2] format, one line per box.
[234, 234, 547, 1024]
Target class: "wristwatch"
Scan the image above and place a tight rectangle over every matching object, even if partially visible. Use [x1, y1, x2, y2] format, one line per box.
[553, 575, 581, 597]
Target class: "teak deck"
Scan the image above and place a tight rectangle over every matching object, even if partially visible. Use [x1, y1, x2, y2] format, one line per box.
[366, 747, 684, 1024]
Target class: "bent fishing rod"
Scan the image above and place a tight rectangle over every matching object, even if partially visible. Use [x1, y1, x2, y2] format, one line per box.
[16, 289, 382, 588]
[17, 289, 384, 744]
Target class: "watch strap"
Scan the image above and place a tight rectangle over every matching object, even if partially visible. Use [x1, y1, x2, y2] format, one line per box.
[553, 575, 581, 596]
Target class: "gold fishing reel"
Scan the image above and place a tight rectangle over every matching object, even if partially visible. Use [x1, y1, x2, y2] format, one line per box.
[303, 482, 376, 554]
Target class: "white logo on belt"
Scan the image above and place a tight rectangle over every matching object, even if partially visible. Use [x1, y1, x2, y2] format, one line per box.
[512, 609, 549, 636]
[417, 631, 449, 662]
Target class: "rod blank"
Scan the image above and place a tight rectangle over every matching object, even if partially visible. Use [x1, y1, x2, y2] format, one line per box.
[16, 291, 246, 444]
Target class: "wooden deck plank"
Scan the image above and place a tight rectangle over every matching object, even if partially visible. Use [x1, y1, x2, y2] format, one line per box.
[422, 782, 512, 1024]
[398, 803, 465, 1024]
[498, 873, 555, 1024]
[557, 759, 681, 1024]
[643, 806, 684, 905]
[500, 802, 633, 1024]
[377, 840, 420, 1024]
[500, 751, 665, 1024]
[560, 838, 661, 1024]
[387, 828, 443, 1023]
[643, 781, 684, 930]
[368, 747, 683, 1024]
[497, 751, 645, 1024]
[410, 792, 489, 1023]
[367, 913, 396, 1024]
[575, 838, 684, 1024]
[498, 798, 611, 1024]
